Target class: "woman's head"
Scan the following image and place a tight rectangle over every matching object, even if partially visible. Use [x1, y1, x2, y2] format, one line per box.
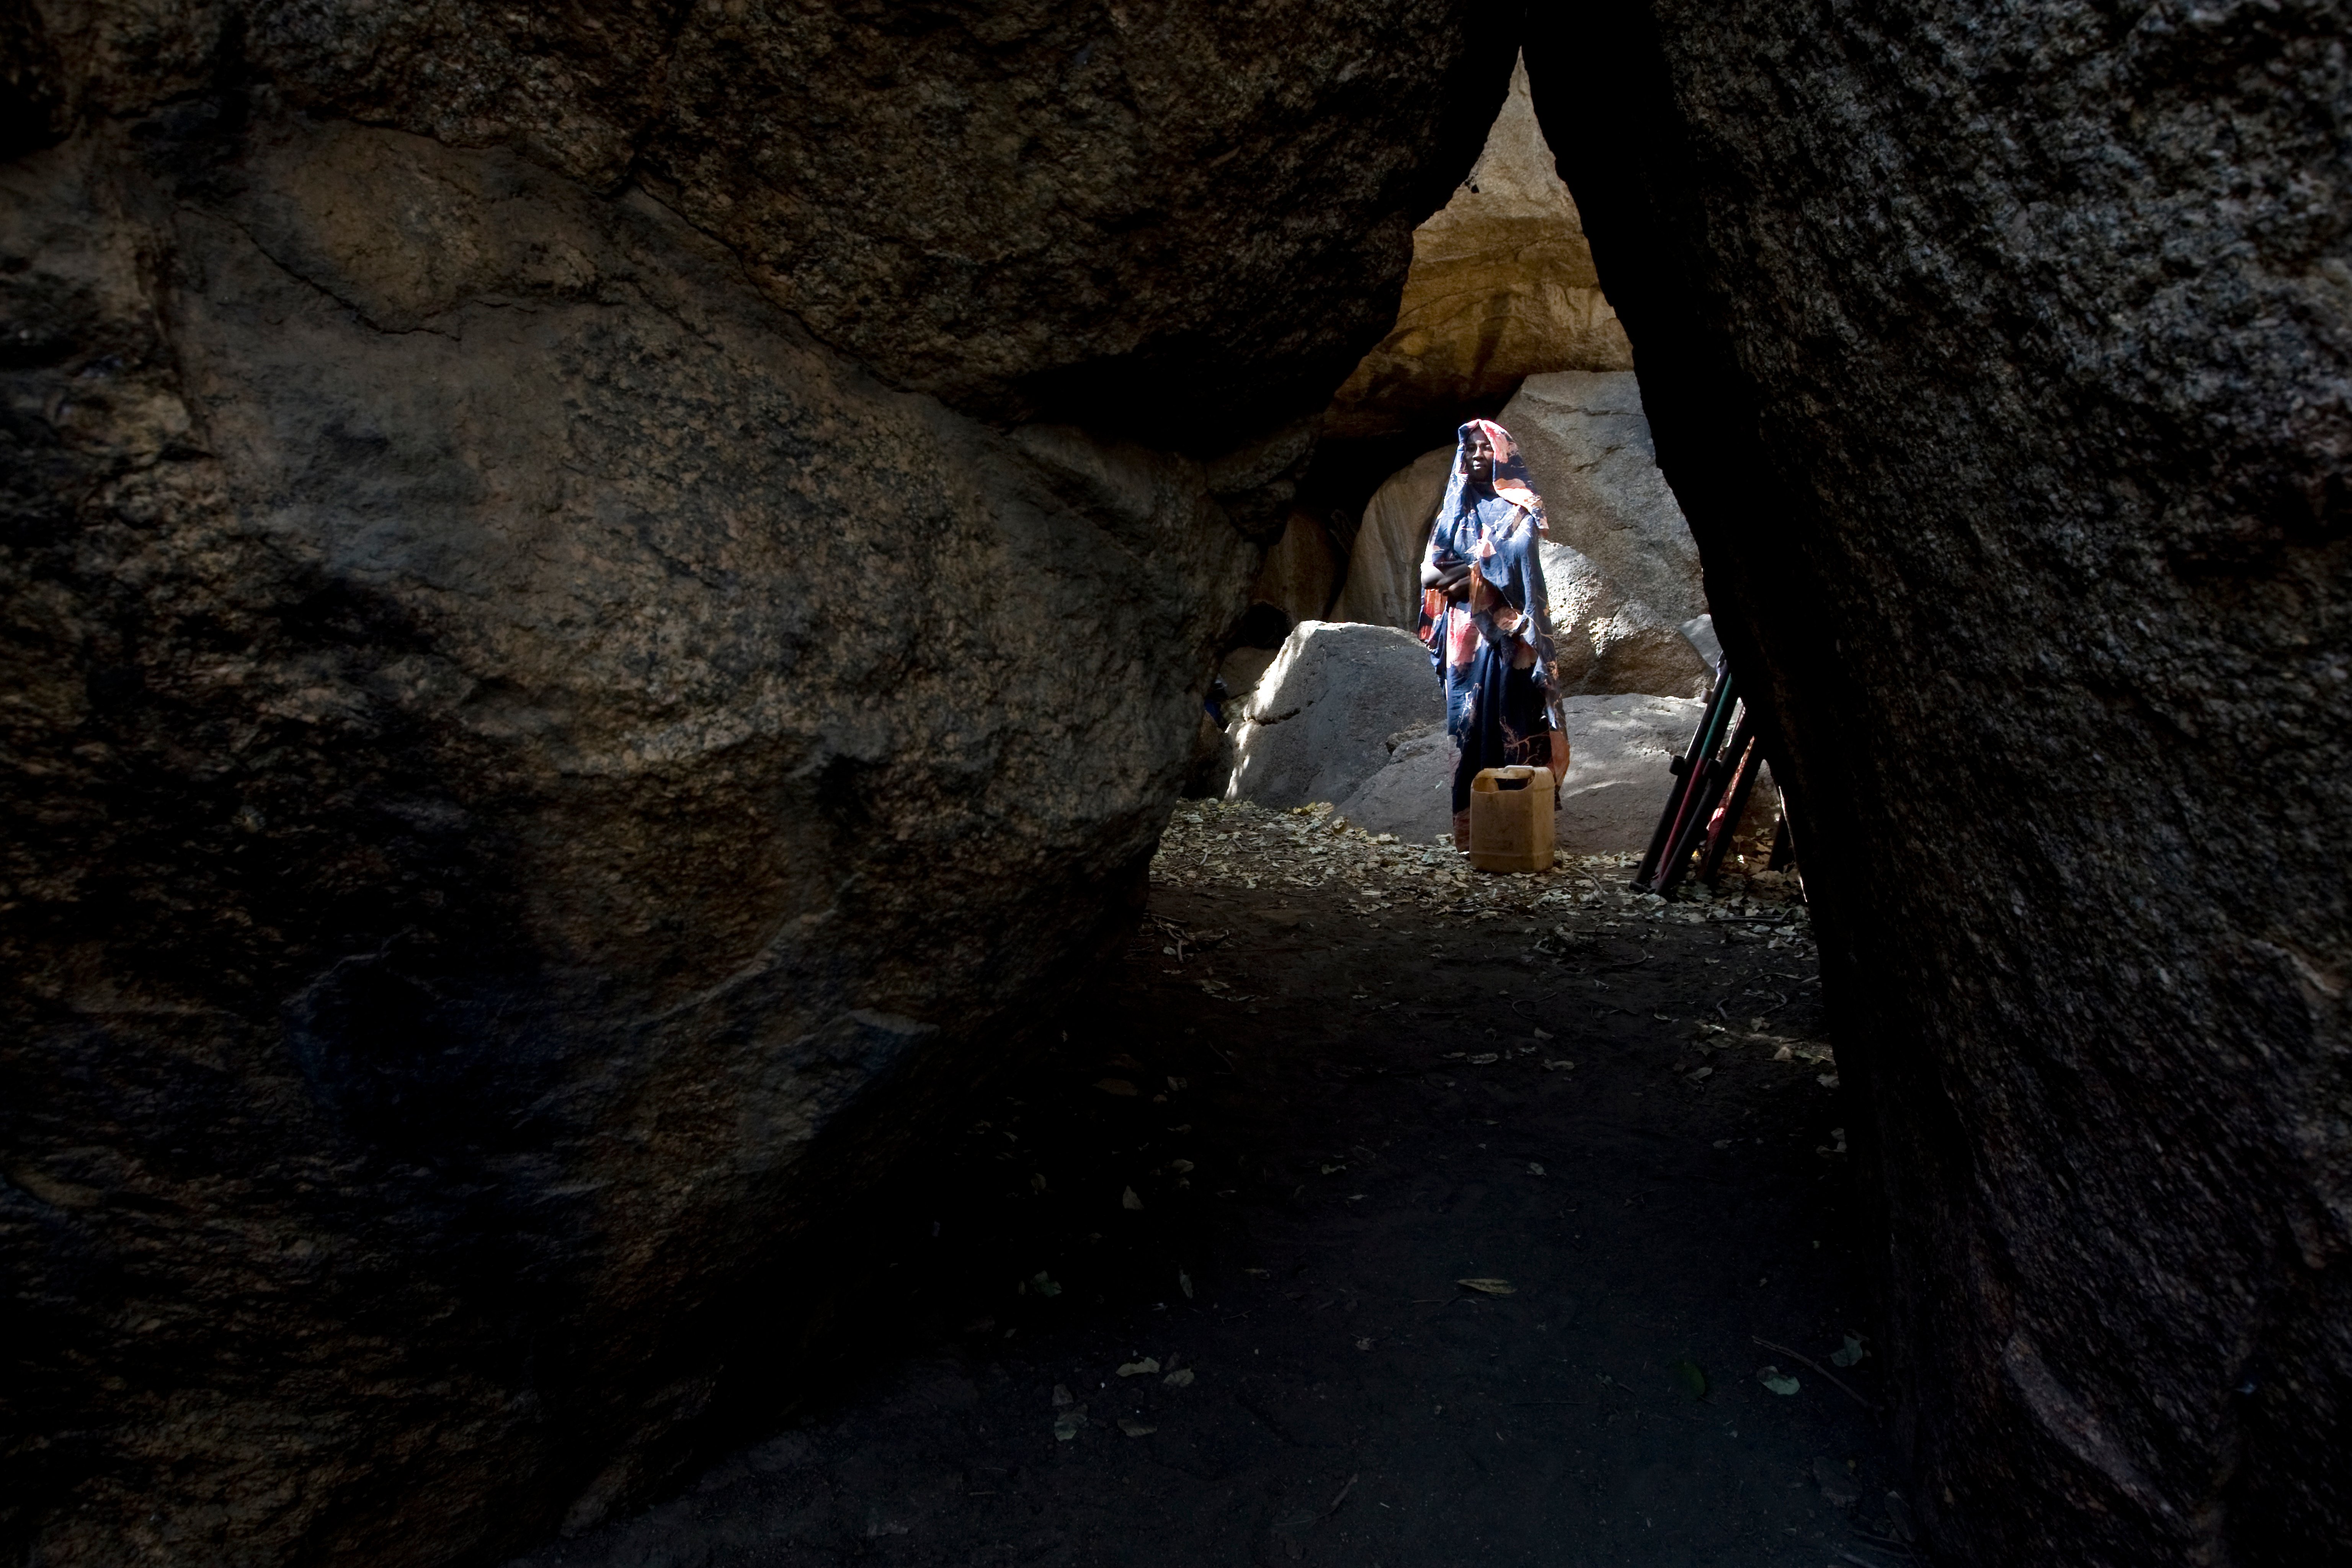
[1450, 419, 1547, 533]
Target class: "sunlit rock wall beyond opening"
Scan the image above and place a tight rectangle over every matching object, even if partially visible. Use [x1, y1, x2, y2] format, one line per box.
[1325, 54, 1635, 446]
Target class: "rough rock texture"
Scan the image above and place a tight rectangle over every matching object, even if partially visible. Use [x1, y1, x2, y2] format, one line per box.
[1530, 6, 2352, 1565]
[1328, 724, 1459, 840]
[1224, 622, 1444, 811]
[1542, 540, 1713, 697]
[1332, 694, 1740, 853]
[10, 0, 1518, 448]
[1330, 447, 1455, 628]
[1501, 370, 1707, 627]
[0, 10, 1520, 1563]
[1326, 54, 1633, 442]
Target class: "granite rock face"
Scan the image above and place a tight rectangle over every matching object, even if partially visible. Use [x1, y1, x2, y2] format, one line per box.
[1540, 541, 1712, 698]
[1501, 370, 1707, 628]
[1530, 5, 2352, 1565]
[1224, 622, 1445, 812]
[0, 8, 1517, 1562]
[1330, 446, 1456, 629]
[1326, 54, 1633, 442]
[1248, 510, 1344, 632]
[14, 1, 1515, 446]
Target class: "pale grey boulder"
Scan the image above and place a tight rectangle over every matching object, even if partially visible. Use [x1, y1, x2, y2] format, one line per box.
[1553, 694, 1710, 856]
[1326, 723, 1457, 840]
[1541, 541, 1713, 699]
[1330, 446, 1453, 630]
[1501, 370, 1707, 628]
[1225, 622, 1445, 810]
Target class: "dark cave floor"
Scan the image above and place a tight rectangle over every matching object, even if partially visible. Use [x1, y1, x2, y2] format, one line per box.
[513, 804, 1913, 1568]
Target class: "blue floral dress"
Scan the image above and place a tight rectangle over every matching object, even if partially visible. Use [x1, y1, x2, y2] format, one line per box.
[1416, 420, 1568, 842]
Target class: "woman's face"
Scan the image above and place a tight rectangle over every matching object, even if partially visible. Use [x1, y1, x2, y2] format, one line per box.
[1467, 433, 1495, 483]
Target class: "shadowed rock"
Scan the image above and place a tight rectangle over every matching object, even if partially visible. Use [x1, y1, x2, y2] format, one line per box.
[1331, 447, 1457, 629]
[1248, 510, 1344, 631]
[1532, 5, 2352, 1564]
[0, 9, 1517, 1561]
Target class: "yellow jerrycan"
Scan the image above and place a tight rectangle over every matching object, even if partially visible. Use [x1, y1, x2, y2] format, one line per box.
[1468, 765, 1556, 873]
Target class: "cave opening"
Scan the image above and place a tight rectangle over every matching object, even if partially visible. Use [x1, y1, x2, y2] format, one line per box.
[495, 56, 1873, 1568]
[9, 4, 2343, 1566]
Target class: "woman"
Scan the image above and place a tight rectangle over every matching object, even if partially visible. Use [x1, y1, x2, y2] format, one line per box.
[1418, 419, 1569, 850]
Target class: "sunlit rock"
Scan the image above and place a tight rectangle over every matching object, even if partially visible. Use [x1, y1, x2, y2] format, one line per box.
[1503, 371, 1709, 629]
[1326, 54, 1633, 442]
[1224, 622, 1444, 812]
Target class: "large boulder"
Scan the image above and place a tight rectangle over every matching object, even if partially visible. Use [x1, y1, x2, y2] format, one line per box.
[1225, 622, 1445, 810]
[1542, 541, 1713, 698]
[1532, 6, 2352, 1565]
[7, 0, 1515, 447]
[0, 11, 1519, 1563]
[1325, 54, 1634, 442]
[1330, 446, 1454, 628]
[1500, 369, 1709, 628]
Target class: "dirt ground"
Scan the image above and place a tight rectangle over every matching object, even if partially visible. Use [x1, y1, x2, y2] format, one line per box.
[511, 803, 1921, 1568]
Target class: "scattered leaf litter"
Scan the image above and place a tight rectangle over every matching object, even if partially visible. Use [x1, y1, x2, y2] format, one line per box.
[1148, 803, 1811, 956]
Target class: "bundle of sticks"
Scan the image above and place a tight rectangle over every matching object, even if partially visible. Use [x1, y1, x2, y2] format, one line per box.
[1630, 654, 1791, 895]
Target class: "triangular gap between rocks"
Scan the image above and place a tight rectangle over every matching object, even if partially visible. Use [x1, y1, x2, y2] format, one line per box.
[1193, 52, 1774, 881]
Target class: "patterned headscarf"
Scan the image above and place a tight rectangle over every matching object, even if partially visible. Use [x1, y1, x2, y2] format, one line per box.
[1435, 418, 1547, 541]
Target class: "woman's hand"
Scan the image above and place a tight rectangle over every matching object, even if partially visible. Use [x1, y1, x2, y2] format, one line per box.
[1421, 555, 1473, 600]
